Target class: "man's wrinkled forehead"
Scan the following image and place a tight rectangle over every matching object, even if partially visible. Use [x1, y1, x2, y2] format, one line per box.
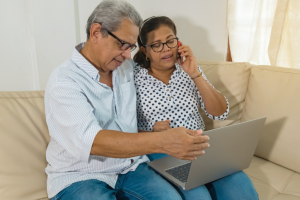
[115, 19, 140, 45]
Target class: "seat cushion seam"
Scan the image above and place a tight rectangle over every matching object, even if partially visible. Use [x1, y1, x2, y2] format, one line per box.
[279, 172, 295, 193]
[269, 193, 280, 200]
[246, 174, 279, 192]
[280, 193, 300, 198]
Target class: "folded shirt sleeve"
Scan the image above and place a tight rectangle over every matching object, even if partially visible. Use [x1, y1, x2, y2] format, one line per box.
[195, 65, 229, 120]
[46, 81, 102, 163]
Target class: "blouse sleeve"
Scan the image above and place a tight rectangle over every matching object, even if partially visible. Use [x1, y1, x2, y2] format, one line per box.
[132, 59, 141, 76]
[195, 65, 229, 120]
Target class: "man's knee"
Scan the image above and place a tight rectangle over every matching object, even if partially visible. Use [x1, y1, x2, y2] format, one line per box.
[121, 164, 182, 200]
[54, 179, 116, 200]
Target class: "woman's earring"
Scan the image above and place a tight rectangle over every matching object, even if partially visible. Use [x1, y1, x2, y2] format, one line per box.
[146, 57, 149, 61]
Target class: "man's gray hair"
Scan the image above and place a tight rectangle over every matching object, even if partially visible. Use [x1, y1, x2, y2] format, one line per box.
[86, 0, 143, 39]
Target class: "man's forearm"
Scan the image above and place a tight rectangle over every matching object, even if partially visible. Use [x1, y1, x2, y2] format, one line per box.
[90, 130, 163, 158]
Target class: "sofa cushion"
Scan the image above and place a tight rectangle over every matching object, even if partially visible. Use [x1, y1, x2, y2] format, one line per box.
[244, 156, 300, 200]
[197, 60, 251, 130]
[0, 91, 50, 200]
[241, 65, 300, 173]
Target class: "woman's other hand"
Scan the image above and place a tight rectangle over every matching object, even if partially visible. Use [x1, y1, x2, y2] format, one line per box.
[153, 119, 171, 132]
[178, 44, 199, 78]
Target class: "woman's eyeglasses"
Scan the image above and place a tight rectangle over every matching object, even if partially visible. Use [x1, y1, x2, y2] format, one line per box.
[144, 37, 179, 52]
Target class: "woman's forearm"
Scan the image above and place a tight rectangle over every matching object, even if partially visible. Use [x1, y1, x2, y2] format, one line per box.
[193, 76, 227, 116]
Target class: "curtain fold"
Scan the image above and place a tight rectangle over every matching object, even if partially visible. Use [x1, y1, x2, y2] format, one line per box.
[228, 0, 300, 69]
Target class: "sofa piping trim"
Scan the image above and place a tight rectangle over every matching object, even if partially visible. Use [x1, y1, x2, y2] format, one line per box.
[253, 65, 300, 74]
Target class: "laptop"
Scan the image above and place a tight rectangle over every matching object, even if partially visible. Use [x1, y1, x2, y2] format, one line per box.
[147, 117, 267, 190]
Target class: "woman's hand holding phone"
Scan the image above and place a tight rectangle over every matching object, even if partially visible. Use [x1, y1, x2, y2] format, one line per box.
[177, 41, 199, 78]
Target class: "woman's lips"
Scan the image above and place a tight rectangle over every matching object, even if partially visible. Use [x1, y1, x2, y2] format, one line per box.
[161, 54, 173, 61]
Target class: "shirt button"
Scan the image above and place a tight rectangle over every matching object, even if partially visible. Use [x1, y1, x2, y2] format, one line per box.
[167, 89, 169, 91]
[169, 96, 172, 99]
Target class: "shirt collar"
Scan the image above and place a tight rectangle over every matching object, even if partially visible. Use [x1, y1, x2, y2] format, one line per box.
[72, 42, 99, 81]
[136, 62, 183, 83]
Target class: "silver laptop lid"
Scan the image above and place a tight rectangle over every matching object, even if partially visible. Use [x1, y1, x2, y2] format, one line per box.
[185, 117, 266, 190]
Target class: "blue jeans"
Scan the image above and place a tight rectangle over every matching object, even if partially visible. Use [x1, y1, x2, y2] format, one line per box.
[51, 163, 182, 200]
[52, 155, 258, 200]
[147, 153, 259, 200]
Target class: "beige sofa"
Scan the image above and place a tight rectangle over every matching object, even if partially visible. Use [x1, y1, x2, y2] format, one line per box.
[0, 61, 299, 200]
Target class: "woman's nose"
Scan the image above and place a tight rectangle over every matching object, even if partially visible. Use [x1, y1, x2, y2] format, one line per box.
[162, 43, 170, 52]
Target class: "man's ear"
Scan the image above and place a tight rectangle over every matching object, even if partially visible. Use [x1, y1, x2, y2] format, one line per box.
[89, 23, 102, 43]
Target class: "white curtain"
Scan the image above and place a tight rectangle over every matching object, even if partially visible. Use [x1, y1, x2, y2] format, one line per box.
[227, 0, 300, 69]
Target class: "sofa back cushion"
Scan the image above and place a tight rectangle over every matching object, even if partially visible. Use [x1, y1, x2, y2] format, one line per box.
[241, 65, 300, 173]
[0, 91, 49, 200]
[197, 60, 251, 130]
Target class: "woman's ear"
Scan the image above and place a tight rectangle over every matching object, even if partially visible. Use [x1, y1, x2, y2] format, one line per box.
[141, 46, 147, 56]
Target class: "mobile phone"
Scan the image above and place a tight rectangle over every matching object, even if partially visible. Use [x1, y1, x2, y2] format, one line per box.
[178, 41, 183, 64]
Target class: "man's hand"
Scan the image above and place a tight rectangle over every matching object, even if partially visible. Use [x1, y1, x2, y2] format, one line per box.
[153, 120, 171, 132]
[160, 127, 210, 161]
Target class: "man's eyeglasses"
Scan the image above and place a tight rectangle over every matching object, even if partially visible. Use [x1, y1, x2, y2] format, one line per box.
[144, 37, 179, 52]
[105, 29, 137, 52]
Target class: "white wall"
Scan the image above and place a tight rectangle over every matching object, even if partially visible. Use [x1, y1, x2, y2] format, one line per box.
[31, 0, 77, 90]
[1, 1, 37, 91]
[78, 0, 228, 62]
[0, 0, 228, 91]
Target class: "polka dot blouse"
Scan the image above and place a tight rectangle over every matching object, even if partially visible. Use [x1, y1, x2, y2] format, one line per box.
[134, 63, 229, 131]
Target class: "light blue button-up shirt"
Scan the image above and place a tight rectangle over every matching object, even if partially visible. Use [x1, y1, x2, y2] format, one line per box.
[45, 43, 149, 198]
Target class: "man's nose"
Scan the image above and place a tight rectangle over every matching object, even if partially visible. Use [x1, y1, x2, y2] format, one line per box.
[121, 48, 131, 60]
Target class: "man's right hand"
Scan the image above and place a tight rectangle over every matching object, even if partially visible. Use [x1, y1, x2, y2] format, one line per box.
[160, 127, 210, 161]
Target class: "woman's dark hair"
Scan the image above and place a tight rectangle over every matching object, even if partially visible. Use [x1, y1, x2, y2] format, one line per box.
[133, 16, 177, 68]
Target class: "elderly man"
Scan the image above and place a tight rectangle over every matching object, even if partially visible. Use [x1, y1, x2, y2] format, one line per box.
[45, 0, 209, 199]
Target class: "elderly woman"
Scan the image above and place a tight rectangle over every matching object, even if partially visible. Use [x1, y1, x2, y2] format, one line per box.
[133, 16, 258, 200]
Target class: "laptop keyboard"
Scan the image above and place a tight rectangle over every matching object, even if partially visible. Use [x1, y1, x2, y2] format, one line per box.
[165, 162, 192, 183]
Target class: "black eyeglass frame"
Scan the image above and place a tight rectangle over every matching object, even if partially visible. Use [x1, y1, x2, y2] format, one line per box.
[103, 28, 137, 52]
[144, 37, 179, 52]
